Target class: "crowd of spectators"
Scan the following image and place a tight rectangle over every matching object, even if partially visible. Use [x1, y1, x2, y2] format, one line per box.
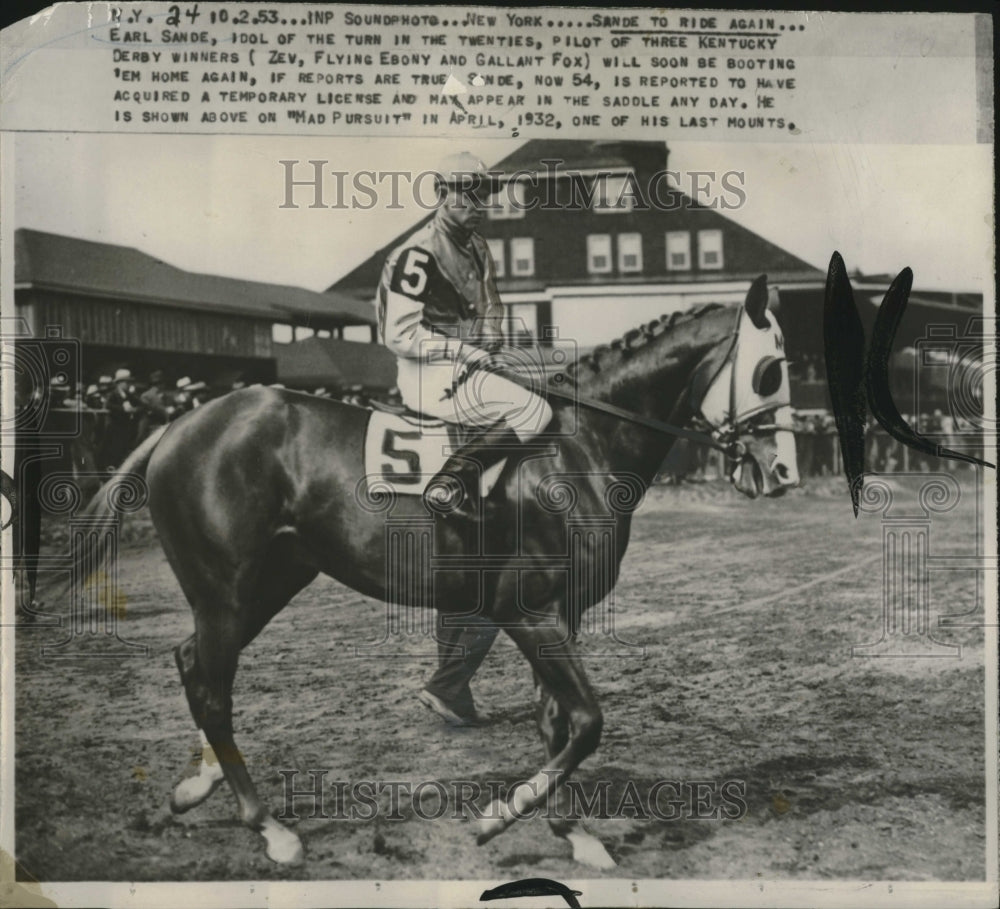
[35, 368, 974, 480]
[656, 408, 973, 485]
[39, 369, 392, 472]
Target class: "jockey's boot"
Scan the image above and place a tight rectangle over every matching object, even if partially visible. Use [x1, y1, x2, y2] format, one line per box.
[423, 420, 519, 521]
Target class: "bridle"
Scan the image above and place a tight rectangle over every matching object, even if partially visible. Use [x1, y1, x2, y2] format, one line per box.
[687, 306, 797, 465]
[488, 305, 794, 467]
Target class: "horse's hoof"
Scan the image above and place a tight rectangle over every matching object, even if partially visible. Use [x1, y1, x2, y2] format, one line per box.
[261, 816, 304, 865]
[169, 764, 225, 814]
[566, 830, 617, 869]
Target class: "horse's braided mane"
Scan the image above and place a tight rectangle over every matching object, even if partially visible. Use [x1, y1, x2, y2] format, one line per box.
[559, 302, 726, 382]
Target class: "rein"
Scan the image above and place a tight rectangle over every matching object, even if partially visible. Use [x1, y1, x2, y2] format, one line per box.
[537, 378, 733, 454]
[484, 324, 739, 456]
[486, 307, 792, 460]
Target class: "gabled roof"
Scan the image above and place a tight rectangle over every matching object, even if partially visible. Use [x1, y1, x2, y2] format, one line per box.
[491, 139, 666, 175]
[328, 140, 822, 296]
[15, 228, 374, 326]
[327, 142, 667, 295]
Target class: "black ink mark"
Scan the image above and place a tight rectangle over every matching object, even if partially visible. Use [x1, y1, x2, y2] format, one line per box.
[1, 469, 16, 531]
[867, 266, 990, 470]
[823, 251, 868, 516]
[481, 878, 583, 909]
[823, 251, 994, 516]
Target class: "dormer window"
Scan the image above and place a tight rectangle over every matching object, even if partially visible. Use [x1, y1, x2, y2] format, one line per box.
[618, 233, 643, 273]
[594, 172, 635, 213]
[698, 229, 723, 269]
[587, 234, 612, 274]
[486, 238, 505, 277]
[665, 231, 691, 271]
[510, 237, 535, 276]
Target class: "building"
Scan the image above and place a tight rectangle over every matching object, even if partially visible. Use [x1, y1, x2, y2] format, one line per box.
[329, 140, 985, 412]
[330, 139, 827, 352]
[14, 228, 376, 389]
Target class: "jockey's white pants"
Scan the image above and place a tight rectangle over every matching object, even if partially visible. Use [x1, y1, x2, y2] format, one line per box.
[395, 354, 552, 442]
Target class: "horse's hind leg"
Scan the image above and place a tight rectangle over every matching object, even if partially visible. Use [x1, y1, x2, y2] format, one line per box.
[169, 547, 318, 863]
[175, 603, 304, 864]
[170, 635, 225, 813]
[534, 674, 616, 869]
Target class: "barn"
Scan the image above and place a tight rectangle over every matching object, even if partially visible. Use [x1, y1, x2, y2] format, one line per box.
[13, 228, 378, 391]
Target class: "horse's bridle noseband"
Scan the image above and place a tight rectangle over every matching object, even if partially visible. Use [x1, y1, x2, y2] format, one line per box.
[689, 308, 797, 464]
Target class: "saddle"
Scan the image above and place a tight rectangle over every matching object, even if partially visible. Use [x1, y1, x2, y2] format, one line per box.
[364, 408, 507, 497]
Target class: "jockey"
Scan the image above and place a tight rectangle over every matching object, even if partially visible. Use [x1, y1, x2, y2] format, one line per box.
[375, 151, 553, 519]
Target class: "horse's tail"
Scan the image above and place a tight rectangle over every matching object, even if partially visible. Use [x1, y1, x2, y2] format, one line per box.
[67, 424, 170, 583]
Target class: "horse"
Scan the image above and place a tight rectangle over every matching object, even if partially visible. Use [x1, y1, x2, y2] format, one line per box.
[75, 275, 799, 868]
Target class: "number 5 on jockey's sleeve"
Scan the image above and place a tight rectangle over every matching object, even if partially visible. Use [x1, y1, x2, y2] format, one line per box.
[379, 244, 491, 370]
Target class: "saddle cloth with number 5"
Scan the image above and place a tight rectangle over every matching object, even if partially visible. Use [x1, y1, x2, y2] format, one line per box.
[363, 410, 507, 498]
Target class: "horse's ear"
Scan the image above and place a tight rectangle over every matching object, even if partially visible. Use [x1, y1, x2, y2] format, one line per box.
[767, 284, 781, 315]
[744, 274, 769, 328]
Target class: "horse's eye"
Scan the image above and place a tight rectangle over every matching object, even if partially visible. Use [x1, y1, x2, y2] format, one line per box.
[752, 357, 783, 397]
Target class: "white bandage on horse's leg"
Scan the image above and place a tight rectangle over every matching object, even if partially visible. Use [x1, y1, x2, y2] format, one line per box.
[170, 729, 226, 814]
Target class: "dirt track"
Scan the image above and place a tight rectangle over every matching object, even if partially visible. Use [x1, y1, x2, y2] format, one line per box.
[14, 475, 988, 883]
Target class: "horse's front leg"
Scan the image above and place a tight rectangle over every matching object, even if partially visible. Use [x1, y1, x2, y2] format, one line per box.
[477, 619, 604, 846]
[533, 672, 617, 869]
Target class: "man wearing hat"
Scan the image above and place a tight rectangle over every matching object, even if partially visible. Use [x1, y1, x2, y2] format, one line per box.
[376, 152, 553, 727]
[104, 368, 138, 469]
[46, 375, 73, 411]
[173, 377, 206, 415]
[84, 384, 104, 410]
[375, 151, 553, 522]
[137, 370, 174, 440]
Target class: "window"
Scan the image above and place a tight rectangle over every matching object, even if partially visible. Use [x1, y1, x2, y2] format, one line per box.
[486, 238, 506, 277]
[698, 229, 723, 269]
[594, 172, 634, 213]
[618, 233, 643, 273]
[272, 323, 293, 344]
[587, 234, 612, 274]
[487, 179, 527, 220]
[510, 237, 535, 276]
[665, 231, 691, 271]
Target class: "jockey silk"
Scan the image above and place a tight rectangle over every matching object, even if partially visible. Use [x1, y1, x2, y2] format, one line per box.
[375, 213, 548, 438]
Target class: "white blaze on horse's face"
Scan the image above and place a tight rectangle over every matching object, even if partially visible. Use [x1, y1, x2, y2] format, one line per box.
[700, 306, 800, 498]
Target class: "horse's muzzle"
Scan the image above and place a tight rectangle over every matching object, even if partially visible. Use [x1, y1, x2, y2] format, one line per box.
[765, 429, 800, 496]
[733, 430, 800, 499]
